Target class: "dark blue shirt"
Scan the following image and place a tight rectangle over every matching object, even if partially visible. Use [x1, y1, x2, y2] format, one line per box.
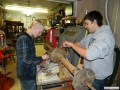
[16, 32, 43, 80]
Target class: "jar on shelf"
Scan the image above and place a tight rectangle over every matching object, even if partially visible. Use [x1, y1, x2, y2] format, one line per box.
[0, 30, 6, 47]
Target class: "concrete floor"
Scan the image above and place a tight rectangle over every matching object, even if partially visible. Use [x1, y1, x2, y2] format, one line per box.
[0, 44, 46, 90]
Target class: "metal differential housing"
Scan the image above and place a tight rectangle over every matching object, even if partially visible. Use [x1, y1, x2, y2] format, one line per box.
[50, 48, 66, 63]
[50, 48, 96, 90]
[72, 68, 95, 90]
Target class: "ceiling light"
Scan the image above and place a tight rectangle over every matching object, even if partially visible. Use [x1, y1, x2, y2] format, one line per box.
[23, 10, 33, 16]
[47, 0, 71, 4]
[5, 5, 48, 14]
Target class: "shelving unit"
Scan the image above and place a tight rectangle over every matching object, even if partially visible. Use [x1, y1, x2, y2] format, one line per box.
[62, 16, 76, 27]
[3, 20, 24, 39]
[3, 20, 24, 47]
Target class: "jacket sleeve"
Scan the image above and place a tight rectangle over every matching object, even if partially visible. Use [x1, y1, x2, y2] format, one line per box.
[16, 36, 43, 65]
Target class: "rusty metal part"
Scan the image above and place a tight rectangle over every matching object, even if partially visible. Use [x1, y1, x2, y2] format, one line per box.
[50, 48, 66, 63]
[72, 68, 95, 90]
[50, 48, 96, 90]
[50, 48, 76, 74]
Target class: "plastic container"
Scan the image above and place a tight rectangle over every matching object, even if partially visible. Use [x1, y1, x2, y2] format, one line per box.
[0, 30, 6, 47]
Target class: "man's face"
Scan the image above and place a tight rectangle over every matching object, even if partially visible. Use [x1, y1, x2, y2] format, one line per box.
[84, 19, 96, 33]
[33, 25, 44, 38]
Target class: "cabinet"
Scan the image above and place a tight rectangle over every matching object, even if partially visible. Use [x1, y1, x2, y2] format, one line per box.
[62, 16, 76, 27]
[0, 6, 3, 27]
[3, 20, 24, 39]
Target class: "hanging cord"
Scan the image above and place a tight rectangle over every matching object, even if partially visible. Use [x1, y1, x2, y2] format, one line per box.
[76, 0, 86, 21]
[113, 0, 119, 34]
[105, 0, 110, 26]
[78, 30, 88, 64]
[28, 0, 30, 6]
[105, 0, 119, 34]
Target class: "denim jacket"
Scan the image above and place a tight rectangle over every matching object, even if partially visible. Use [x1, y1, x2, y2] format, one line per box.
[16, 32, 43, 80]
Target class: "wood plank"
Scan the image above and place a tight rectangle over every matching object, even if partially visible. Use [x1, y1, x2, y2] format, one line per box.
[59, 63, 73, 82]
[46, 85, 74, 90]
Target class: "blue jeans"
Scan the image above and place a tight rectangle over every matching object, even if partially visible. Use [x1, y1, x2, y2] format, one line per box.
[93, 78, 108, 90]
[20, 79, 36, 90]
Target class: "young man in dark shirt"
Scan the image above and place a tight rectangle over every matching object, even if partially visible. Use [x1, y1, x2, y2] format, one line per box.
[16, 19, 49, 90]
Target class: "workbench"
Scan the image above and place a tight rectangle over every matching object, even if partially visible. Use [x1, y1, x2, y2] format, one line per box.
[36, 62, 73, 90]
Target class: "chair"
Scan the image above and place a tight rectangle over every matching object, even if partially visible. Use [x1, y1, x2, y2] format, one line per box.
[107, 46, 120, 86]
[0, 71, 15, 90]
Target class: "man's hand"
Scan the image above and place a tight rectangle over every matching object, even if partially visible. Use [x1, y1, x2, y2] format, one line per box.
[42, 54, 49, 60]
[62, 41, 72, 47]
[77, 64, 84, 70]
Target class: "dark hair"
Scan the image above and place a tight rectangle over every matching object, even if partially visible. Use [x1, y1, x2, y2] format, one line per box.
[83, 11, 103, 26]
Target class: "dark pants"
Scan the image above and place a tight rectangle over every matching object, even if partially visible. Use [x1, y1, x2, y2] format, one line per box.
[20, 79, 36, 90]
[93, 78, 108, 90]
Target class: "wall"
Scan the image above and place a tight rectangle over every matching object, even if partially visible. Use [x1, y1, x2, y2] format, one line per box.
[109, 0, 120, 48]
[75, 0, 97, 23]
[96, 0, 120, 48]
[5, 11, 48, 28]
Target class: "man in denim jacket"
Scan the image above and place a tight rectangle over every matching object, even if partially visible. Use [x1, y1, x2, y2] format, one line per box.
[16, 19, 49, 90]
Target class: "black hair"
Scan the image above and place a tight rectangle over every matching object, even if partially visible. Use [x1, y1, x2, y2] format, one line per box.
[83, 11, 103, 26]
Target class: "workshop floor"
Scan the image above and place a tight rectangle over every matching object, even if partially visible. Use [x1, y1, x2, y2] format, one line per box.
[0, 44, 46, 90]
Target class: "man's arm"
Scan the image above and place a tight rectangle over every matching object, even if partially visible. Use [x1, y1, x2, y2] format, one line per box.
[63, 41, 87, 59]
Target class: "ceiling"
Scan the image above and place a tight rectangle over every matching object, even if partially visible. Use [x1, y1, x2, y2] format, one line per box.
[0, 0, 78, 22]
[0, 0, 75, 11]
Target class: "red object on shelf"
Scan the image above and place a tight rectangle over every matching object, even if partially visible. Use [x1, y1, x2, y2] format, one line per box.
[0, 50, 5, 63]
[0, 46, 15, 64]
[46, 28, 59, 48]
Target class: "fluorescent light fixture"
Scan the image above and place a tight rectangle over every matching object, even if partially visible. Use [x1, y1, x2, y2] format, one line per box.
[5, 5, 48, 14]
[23, 10, 33, 16]
[47, 0, 71, 4]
